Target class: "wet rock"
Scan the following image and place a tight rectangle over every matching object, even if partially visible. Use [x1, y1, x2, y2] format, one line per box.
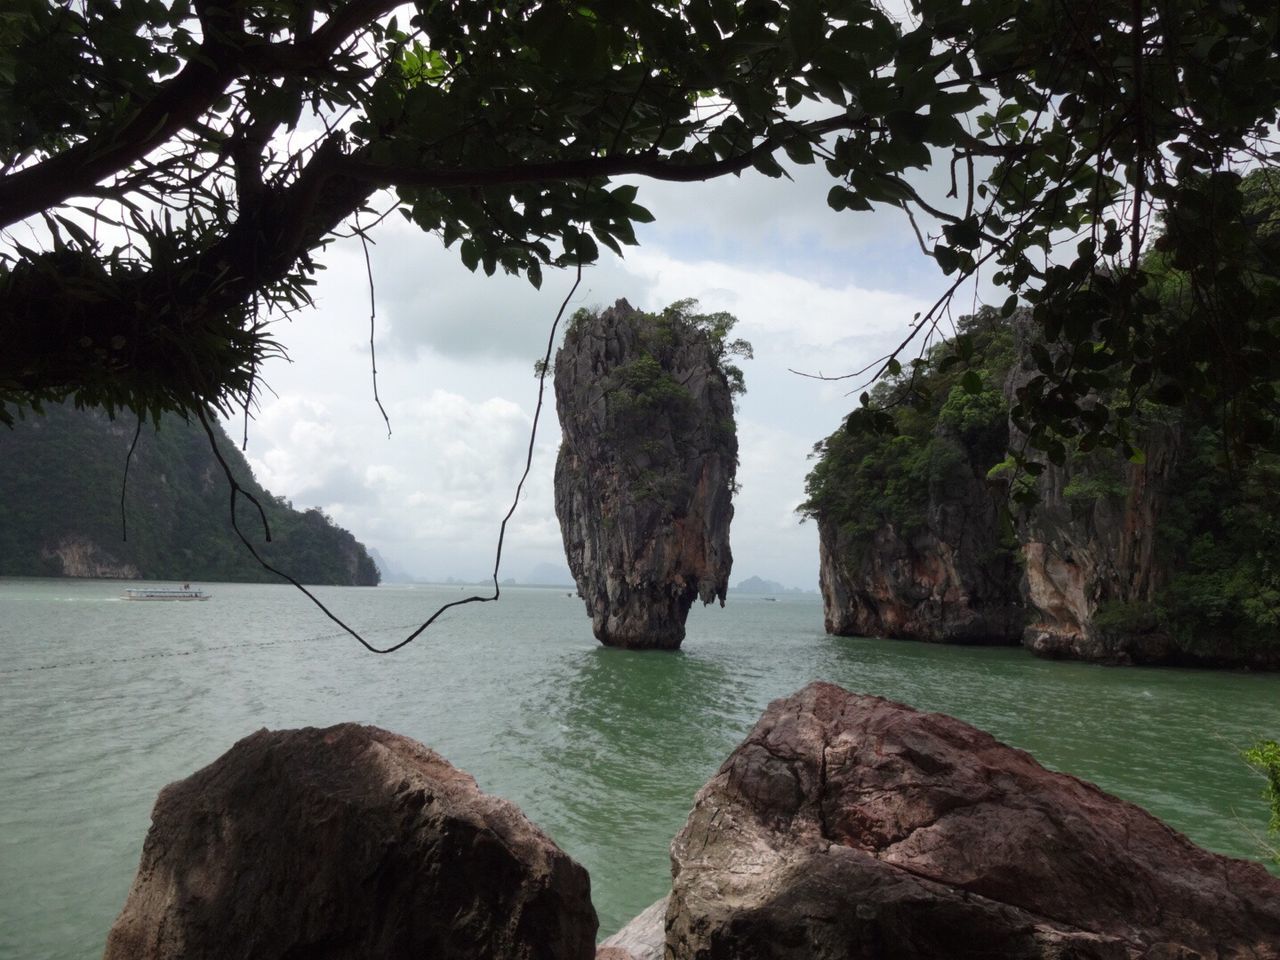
[41, 535, 139, 579]
[666, 681, 1280, 959]
[554, 299, 738, 650]
[103, 724, 597, 960]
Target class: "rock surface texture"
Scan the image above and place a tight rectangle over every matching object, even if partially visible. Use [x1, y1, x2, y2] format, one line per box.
[597, 895, 666, 960]
[1002, 312, 1192, 666]
[810, 314, 1023, 647]
[41, 534, 140, 579]
[813, 308, 1279, 668]
[103, 724, 597, 960]
[666, 681, 1280, 959]
[554, 299, 737, 649]
[1015, 424, 1183, 665]
[817, 477, 1023, 645]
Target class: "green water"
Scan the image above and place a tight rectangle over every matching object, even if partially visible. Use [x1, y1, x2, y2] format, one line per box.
[1, 578, 1277, 959]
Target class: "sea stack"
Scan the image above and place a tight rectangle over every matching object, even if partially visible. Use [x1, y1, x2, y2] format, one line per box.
[553, 299, 739, 650]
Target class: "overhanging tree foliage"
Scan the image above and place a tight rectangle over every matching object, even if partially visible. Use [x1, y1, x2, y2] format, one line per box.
[2, 0, 1278, 463]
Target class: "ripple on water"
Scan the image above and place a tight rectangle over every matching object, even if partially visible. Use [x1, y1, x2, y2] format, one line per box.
[0, 581, 1276, 954]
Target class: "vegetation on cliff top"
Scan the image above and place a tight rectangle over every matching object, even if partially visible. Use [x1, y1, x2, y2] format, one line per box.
[0, 404, 380, 586]
[563, 299, 749, 513]
[799, 305, 1016, 544]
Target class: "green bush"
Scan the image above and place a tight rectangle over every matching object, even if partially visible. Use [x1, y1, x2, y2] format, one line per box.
[800, 306, 1016, 539]
[1093, 600, 1160, 635]
[1243, 739, 1280, 865]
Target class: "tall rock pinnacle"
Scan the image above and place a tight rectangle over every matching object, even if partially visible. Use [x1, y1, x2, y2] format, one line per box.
[553, 299, 740, 650]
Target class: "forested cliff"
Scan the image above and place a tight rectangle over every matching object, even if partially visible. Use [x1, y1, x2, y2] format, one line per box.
[0, 404, 380, 586]
[804, 168, 1279, 669]
[802, 308, 1280, 669]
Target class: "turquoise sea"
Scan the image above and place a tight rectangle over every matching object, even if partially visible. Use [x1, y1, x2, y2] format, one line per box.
[1, 577, 1277, 959]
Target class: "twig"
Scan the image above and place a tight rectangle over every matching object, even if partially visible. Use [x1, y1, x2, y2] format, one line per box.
[120, 414, 144, 541]
[356, 217, 391, 438]
[195, 263, 584, 654]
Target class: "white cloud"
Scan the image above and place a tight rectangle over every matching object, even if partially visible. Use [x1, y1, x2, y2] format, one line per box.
[224, 157, 971, 590]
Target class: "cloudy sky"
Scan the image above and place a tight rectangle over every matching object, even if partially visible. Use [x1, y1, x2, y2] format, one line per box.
[229, 158, 974, 589]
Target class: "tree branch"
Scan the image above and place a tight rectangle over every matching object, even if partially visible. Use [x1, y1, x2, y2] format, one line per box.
[0, 0, 398, 231]
[339, 112, 862, 188]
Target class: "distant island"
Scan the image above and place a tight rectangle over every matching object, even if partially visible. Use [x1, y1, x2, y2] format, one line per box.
[732, 576, 809, 595]
[0, 404, 379, 586]
[367, 548, 413, 584]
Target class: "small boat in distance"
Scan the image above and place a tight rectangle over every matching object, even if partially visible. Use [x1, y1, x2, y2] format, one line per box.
[122, 583, 211, 601]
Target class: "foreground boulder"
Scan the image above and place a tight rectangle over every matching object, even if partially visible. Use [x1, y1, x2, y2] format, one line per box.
[667, 681, 1280, 959]
[104, 724, 597, 960]
[554, 299, 739, 650]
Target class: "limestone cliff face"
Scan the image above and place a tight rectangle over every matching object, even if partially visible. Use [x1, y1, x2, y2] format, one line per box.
[0, 402, 380, 585]
[554, 299, 736, 650]
[812, 307, 1278, 668]
[41, 536, 140, 579]
[1003, 314, 1187, 664]
[817, 440, 1024, 645]
[1015, 428, 1182, 664]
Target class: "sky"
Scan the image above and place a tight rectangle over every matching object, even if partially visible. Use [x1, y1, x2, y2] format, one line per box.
[227, 157, 975, 590]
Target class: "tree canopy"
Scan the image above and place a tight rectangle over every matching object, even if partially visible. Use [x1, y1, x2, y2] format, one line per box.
[2, 0, 1278, 460]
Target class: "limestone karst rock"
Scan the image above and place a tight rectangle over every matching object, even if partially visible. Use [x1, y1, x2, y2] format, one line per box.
[553, 299, 739, 650]
[806, 310, 1024, 648]
[103, 724, 597, 960]
[1001, 311, 1194, 665]
[815, 478, 1023, 644]
[807, 306, 1279, 668]
[664, 681, 1280, 959]
[596, 896, 666, 960]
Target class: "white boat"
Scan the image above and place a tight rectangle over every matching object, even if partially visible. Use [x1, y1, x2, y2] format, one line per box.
[122, 585, 211, 601]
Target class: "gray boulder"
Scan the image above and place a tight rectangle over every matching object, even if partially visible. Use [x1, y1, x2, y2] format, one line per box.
[103, 724, 597, 960]
[667, 681, 1280, 959]
[598, 895, 667, 960]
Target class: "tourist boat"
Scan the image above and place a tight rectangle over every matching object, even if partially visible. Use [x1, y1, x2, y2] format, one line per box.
[122, 584, 211, 601]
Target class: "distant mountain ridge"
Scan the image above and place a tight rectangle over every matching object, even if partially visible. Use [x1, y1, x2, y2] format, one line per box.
[0, 404, 379, 586]
[733, 576, 806, 595]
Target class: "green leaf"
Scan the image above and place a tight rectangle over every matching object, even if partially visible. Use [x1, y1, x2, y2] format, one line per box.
[827, 185, 871, 212]
[611, 183, 639, 204]
[574, 233, 599, 263]
[934, 244, 960, 274]
[782, 136, 815, 165]
[942, 217, 982, 250]
[628, 203, 656, 224]
[459, 239, 479, 272]
[751, 151, 787, 178]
